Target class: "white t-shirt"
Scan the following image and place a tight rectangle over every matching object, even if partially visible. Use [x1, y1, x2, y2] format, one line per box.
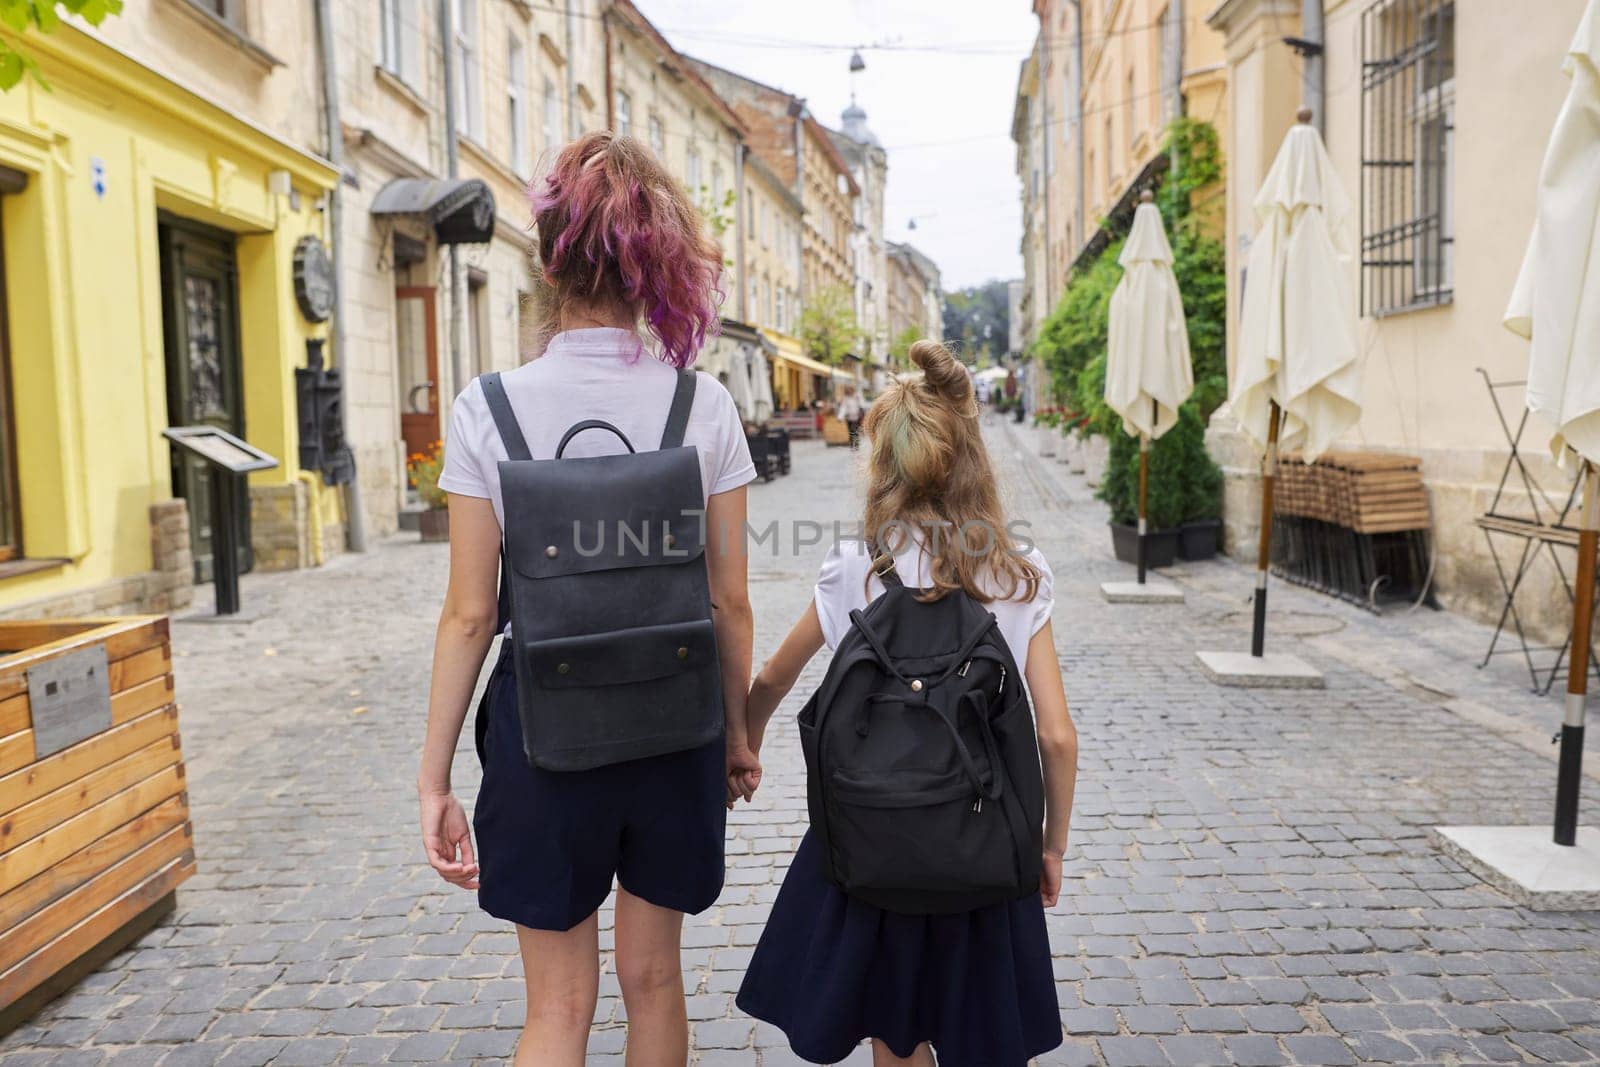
[438, 328, 756, 528]
[813, 537, 1055, 670]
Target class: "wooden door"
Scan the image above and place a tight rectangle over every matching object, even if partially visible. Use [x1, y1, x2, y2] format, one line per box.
[159, 218, 249, 583]
[396, 286, 440, 463]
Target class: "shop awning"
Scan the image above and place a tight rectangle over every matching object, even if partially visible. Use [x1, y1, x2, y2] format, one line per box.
[370, 177, 496, 245]
[771, 348, 836, 378]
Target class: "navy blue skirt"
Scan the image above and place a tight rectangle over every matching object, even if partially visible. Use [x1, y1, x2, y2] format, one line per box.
[737, 830, 1063, 1066]
[473, 647, 726, 931]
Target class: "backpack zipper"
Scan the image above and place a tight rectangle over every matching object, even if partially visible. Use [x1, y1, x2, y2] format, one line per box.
[998, 666, 1007, 695]
[972, 797, 984, 814]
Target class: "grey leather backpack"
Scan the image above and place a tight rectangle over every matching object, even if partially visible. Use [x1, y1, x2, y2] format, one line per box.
[480, 370, 724, 772]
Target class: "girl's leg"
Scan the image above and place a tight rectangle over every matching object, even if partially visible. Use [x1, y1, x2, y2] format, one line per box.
[614, 887, 689, 1066]
[871, 1040, 936, 1067]
[513, 915, 600, 1067]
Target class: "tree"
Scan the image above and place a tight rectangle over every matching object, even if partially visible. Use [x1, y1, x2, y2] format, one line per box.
[1, 1, 123, 90]
[888, 325, 921, 367]
[941, 279, 1012, 365]
[799, 284, 860, 365]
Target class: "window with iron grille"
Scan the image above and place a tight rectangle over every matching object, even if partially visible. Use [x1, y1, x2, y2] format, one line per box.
[1360, 0, 1455, 316]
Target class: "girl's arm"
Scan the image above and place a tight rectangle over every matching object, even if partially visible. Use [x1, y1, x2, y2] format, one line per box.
[746, 601, 826, 757]
[1024, 621, 1079, 908]
[706, 486, 758, 800]
[417, 493, 503, 890]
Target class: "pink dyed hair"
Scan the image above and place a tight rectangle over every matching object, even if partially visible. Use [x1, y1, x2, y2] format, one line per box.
[532, 132, 723, 367]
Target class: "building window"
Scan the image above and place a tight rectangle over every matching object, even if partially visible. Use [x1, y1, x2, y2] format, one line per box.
[543, 77, 560, 151]
[748, 198, 756, 230]
[615, 90, 632, 137]
[199, 0, 245, 28]
[1361, 0, 1454, 315]
[686, 146, 702, 193]
[761, 203, 770, 248]
[453, 0, 482, 141]
[379, 0, 420, 85]
[1103, 116, 1113, 191]
[711, 163, 723, 205]
[1126, 68, 1137, 150]
[508, 38, 530, 177]
[776, 287, 786, 333]
[648, 115, 664, 156]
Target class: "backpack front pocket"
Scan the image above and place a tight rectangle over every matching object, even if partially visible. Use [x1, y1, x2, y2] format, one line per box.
[519, 618, 723, 770]
[826, 768, 1018, 896]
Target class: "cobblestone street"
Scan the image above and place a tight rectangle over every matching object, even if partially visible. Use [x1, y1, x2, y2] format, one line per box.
[4, 422, 1600, 1066]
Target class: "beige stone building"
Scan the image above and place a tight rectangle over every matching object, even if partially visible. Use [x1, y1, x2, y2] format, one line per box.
[1205, 0, 1590, 649]
[1012, 40, 1050, 359]
[1027, 0, 1228, 299]
[830, 102, 891, 367]
[886, 241, 943, 349]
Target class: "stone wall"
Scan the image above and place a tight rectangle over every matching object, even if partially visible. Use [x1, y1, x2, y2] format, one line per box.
[0, 501, 195, 621]
[1207, 412, 1578, 648]
[250, 483, 311, 572]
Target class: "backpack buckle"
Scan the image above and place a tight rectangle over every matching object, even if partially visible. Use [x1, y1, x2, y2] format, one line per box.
[958, 659, 971, 678]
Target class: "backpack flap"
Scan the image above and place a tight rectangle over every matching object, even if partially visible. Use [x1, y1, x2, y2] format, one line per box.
[527, 618, 717, 689]
[499, 445, 707, 580]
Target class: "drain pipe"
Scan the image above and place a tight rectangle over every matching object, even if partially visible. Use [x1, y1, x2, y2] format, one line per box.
[440, 0, 466, 395]
[564, 0, 580, 139]
[1069, 0, 1086, 252]
[1302, 0, 1325, 133]
[313, 0, 368, 553]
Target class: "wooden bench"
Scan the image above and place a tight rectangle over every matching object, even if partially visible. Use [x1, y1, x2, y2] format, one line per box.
[0, 617, 194, 1032]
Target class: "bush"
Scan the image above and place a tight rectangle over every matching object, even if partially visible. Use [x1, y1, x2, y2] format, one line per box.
[1097, 402, 1223, 529]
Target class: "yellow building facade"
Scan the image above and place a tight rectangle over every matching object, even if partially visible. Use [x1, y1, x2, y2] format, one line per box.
[0, 22, 338, 618]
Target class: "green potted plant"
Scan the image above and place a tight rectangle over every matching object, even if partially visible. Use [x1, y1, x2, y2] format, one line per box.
[1097, 402, 1223, 567]
[408, 440, 450, 542]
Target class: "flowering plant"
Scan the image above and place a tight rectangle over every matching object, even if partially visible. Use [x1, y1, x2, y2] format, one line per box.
[407, 441, 448, 510]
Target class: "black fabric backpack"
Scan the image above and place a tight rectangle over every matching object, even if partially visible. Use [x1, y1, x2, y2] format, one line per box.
[798, 549, 1045, 914]
[479, 369, 724, 772]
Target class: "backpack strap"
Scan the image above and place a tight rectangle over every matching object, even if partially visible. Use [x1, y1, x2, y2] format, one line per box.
[479, 372, 533, 462]
[660, 368, 697, 449]
[866, 541, 903, 588]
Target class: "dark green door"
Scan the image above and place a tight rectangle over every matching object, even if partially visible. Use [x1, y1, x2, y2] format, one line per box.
[159, 216, 250, 583]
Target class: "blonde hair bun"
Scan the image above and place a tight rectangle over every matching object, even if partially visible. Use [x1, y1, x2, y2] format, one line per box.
[908, 339, 971, 404]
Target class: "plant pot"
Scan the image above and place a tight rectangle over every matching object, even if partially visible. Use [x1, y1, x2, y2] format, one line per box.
[1178, 518, 1222, 561]
[1109, 522, 1179, 568]
[1036, 425, 1058, 457]
[1063, 434, 1084, 470]
[419, 507, 450, 542]
[1083, 435, 1110, 486]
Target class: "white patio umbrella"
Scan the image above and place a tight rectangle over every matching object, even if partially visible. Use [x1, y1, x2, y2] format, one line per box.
[1503, 0, 1600, 847]
[750, 347, 776, 423]
[1231, 109, 1361, 656]
[723, 344, 755, 422]
[1105, 191, 1194, 586]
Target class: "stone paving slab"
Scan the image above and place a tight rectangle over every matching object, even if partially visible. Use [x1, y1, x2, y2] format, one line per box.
[1, 423, 1597, 1065]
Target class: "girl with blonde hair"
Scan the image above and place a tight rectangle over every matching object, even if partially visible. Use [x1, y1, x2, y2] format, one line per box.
[735, 340, 1079, 1066]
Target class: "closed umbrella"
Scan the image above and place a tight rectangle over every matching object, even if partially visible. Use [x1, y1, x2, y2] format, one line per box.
[1503, 0, 1600, 847]
[724, 344, 755, 422]
[1105, 190, 1194, 585]
[1231, 108, 1361, 655]
[751, 347, 776, 424]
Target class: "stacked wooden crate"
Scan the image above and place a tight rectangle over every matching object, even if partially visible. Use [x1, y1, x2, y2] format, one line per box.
[0, 617, 194, 1028]
[1275, 451, 1429, 533]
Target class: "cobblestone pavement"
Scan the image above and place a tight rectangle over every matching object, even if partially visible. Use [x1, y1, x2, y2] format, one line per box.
[4, 421, 1600, 1066]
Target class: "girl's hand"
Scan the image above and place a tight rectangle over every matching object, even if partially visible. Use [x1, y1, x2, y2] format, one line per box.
[726, 740, 763, 805]
[420, 789, 479, 890]
[1041, 847, 1064, 908]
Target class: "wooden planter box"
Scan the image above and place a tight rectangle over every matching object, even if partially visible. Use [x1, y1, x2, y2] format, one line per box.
[822, 416, 850, 446]
[0, 617, 194, 1032]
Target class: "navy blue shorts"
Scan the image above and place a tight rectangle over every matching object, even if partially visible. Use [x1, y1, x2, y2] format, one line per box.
[473, 647, 727, 932]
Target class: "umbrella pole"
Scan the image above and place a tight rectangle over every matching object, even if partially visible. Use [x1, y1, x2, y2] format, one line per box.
[1252, 402, 1282, 658]
[1138, 431, 1150, 584]
[1555, 460, 1598, 846]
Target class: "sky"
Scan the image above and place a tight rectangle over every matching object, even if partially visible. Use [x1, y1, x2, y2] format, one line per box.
[634, 0, 1038, 292]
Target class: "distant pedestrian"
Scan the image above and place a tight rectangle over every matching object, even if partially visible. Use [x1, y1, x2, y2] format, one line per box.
[976, 374, 991, 409]
[418, 131, 759, 1067]
[734, 340, 1080, 1067]
[837, 384, 865, 450]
